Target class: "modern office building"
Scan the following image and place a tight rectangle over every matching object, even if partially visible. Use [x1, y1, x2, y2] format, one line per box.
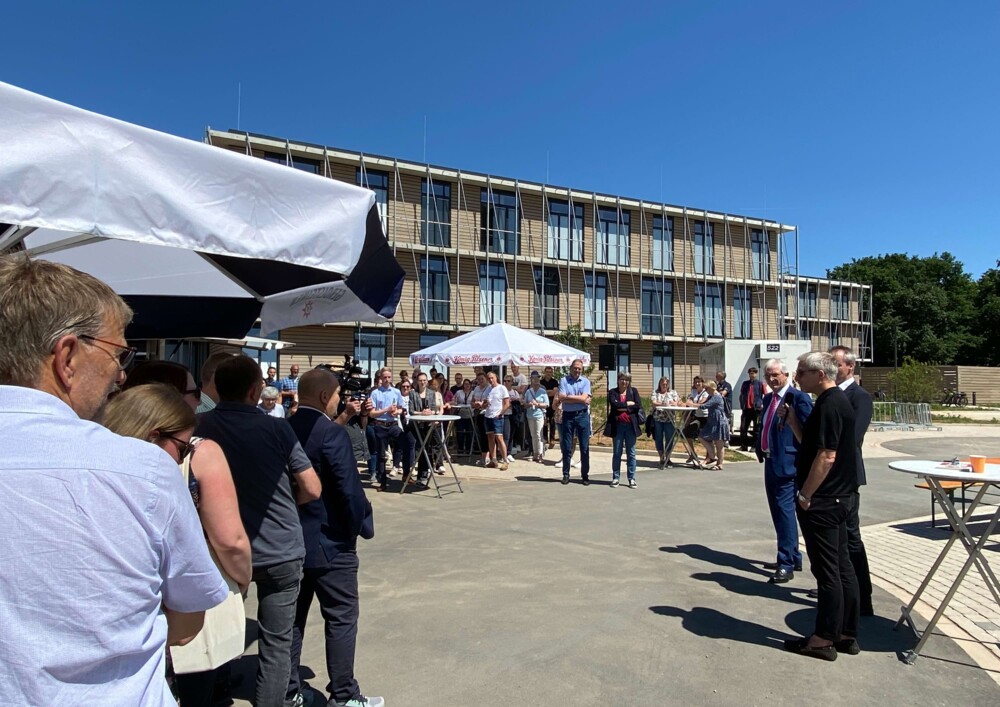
[206, 129, 872, 391]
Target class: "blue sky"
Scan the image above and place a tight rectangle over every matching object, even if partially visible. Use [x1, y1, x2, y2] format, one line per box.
[3, 1, 997, 278]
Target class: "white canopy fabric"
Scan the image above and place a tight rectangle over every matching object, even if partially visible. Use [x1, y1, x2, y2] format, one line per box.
[0, 81, 404, 338]
[408, 322, 590, 369]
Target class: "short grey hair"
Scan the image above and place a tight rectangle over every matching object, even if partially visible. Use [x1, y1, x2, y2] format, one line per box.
[829, 345, 856, 367]
[798, 351, 837, 380]
[261, 386, 280, 400]
[764, 358, 788, 374]
[0, 255, 132, 387]
[617, 369, 632, 381]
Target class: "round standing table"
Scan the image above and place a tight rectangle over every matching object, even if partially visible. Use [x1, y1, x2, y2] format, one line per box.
[404, 414, 463, 498]
[656, 405, 705, 468]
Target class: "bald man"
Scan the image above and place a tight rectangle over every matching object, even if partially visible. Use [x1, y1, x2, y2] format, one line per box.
[285, 368, 380, 707]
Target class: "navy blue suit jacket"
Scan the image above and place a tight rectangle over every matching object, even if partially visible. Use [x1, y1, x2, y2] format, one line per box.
[756, 387, 814, 478]
[842, 381, 873, 486]
[288, 407, 374, 568]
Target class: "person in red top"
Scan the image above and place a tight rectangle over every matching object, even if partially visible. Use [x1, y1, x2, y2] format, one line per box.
[738, 367, 765, 451]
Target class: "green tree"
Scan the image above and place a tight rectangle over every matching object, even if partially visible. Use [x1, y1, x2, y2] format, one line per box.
[887, 357, 943, 403]
[553, 325, 595, 377]
[827, 253, 980, 366]
[975, 261, 1000, 366]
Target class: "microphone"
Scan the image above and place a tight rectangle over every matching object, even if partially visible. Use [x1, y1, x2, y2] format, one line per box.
[778, 390, 795, 429]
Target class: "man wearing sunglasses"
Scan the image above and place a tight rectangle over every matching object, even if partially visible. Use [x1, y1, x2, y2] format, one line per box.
[0, 256, 228, 705]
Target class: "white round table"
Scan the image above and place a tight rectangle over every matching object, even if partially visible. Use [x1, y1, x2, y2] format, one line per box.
[888, 459, 1000, 663]
[656, 405, 704, 468]
[403, 414, 463, 497]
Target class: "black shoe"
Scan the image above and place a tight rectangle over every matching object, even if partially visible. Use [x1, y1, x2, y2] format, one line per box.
[768, 569, 794, 584]
[834, 638, 861, 655]
[581, 478, 591, 486]
[561, 476, 570, 485]
[784, 637, 837, 661]
[764, 561, 802, 572]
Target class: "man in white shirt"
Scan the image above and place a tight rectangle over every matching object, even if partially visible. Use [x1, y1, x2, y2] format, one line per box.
[509, 363, 529, 394]
[0, 256, 228, 706]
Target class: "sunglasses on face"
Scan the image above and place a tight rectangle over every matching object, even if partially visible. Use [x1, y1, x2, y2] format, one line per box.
[161, 434, 194, 459]
[79, 334, 137, 368]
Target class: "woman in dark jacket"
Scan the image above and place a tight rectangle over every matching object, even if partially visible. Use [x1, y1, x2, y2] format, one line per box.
[604, 370, 642, 488]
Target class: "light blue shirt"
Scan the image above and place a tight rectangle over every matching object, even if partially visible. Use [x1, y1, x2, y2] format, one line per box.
[559, 375, 592, 413]
[0, 386, 228, 706]
[523, 387, 549, 420]
[370, 384, 404, 422]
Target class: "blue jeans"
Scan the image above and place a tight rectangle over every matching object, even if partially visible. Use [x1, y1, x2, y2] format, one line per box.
[652, 419, 675, 458]
[559, 410, 590, 479]
[253, 559, 304, 707]
[612, 425, 637, 481]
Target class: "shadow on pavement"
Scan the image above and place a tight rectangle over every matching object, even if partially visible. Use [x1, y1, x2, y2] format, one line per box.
[650, 605, 792, 650]
[691, 570, 816, 607]
[660, 543, 772, 577]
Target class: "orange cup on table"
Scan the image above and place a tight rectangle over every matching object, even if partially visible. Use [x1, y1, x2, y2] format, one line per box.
[970, 455, 987, 473]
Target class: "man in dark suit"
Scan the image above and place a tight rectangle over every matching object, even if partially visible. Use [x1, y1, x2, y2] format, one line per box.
[285, 368, 382, 707]
[757, 358, 814, 584]
[831, 345, 875, 616]
[738, 367, 765, 451]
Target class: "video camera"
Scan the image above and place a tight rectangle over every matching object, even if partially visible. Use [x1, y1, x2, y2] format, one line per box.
[337, 355, 371, 395]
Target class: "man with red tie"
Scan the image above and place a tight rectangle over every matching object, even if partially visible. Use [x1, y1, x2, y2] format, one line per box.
[756, 358, 814, 584]
[738, 367, 765, 451]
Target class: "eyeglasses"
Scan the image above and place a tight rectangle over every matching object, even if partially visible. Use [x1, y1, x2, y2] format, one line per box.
[185, 385, 202, 400]
[400, 384, 411, 389]
[161, 434, 194, 459]
[79, 335, 137, 369]
[795, 368, 819, 377]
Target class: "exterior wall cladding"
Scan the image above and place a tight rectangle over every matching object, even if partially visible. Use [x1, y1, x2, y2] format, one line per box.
[207, 130, 871, 394]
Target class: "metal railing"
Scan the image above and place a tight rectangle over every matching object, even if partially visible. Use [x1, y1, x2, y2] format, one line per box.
[870, 402, 940, 431]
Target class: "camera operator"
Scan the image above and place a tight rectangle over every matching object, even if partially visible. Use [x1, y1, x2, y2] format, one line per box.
[317, 359, 377, 480]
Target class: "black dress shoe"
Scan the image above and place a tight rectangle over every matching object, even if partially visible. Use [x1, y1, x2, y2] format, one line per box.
[768, 568, 794, 584]
[561, 476, 570, 485]
[581, 478, 591, 486]
[764, 561, 802, 572]
[783, 637, 837, 661]
[834, 638, 861, 655]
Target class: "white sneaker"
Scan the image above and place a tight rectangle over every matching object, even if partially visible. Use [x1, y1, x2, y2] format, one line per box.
[335, 696, 385, 707]
[571, 459, 580, 468]
[611, 478, 620, 488]
[506, 454, 515, 462]
[628, 478, 637, 488]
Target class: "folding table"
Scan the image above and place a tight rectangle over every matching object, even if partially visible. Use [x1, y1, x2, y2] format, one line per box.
[888, 460, 1000, 663]
[403, 414, 463, 498]
[656, 405, 705, 468]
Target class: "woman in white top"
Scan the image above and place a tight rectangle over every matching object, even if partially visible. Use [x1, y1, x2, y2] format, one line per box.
[650, 376, 680, 468]
[470, 373, 493, 466]
[483, 371, 510, 470]
[682, 376, 710, 464]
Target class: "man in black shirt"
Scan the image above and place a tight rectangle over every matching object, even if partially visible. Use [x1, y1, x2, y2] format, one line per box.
[782, 351, 860, 661]
[540, 366, 560, 449]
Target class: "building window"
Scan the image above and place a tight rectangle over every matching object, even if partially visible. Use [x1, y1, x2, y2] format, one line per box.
[584, 272, 607, 332]
[421, 179, 452, 247]
[608, 340, 631, 389]
[695, 283, 724, 337]
[596, 206, 630, 266]
[354, 328, 386, 379]
[799, 283, 817, 318]
[264, 151, 321, 174]
[733, 285, 752, 339]
[693, 220, 714, 275]
[750, 228, 769, 280]
[641, 277, 673, 335]
[533, 267, 560, 330]
[653, 342, 674, 388]
[832, 290, 850, 320]
[419, 256, 450, 324]
[418, 332, 449, 378]
[799, 320, 813, 342]
[547, 200, 584, 261]
[478, 262, 507, 324]
[827, 323, 840, 348]
[356, 168, 389, 233]
[653, 215, 673, 271]
[480, 190, 520, 255]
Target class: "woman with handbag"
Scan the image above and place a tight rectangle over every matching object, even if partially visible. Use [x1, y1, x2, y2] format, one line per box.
[604, 370, 642, 488]
[104, 383, 251, 706]
[697, 379, 731, 469]
[650, 376, 680, 468]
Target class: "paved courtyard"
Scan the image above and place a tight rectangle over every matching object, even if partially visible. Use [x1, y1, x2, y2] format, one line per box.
[231, 425, 1000, 706]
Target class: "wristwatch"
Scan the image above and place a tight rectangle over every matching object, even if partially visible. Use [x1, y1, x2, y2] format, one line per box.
[797, 492, 811, 504]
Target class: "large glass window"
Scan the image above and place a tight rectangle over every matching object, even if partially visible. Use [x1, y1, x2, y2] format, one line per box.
[799, 320, 814, 342]
[733, 285, 752, 339]
[418, 333, 449, 378]
[264, 151, 321, 174]
[419, 256, 450, 324]
[693, 220, 715, 275]
[608, 340, 631, 390]
[547, 200, 584, 261]
[827, 323, 841, 348]
[652, 215, 673, 271]
[653, 342, 674, 389]
[480, 190, 520, 255]
[832, 290, 850, 320]
[478, 262, 507, 324]
[695, 283, 724, 337]
[641, 277, 673, 335]
[584, 272, 607, 332]
[596, 207, 630, 266]
[533, 267, 560, 330]
[750, 228, 769, 280]
[354, 328, 386, 379]
[799, 283, 818, 318]
[356, 168, 388, 233]
[421, 179, 452, 247]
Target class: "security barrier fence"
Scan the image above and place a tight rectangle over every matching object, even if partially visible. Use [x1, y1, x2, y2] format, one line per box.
[871, 402, 940, 431]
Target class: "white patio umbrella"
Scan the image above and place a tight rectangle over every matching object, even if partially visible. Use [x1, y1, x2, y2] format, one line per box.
[408, 322, 590, 369]
[0, 81, 404, 339]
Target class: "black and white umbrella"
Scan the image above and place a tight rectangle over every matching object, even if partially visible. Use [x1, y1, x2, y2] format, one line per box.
[0, 81, 404, 339]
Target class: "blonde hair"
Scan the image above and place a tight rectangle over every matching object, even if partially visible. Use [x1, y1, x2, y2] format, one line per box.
[704, 380, 718, 393]
[0, 255, 132, 386]
[103, 383, 196, 442]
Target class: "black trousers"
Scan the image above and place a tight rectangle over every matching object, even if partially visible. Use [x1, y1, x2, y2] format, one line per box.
[797, 497, 860, 642]
[845, 491, 874, 613]
[287, 553, 361, 704]
[373, 423, 411, 482]
[739, 407, 759, 446]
